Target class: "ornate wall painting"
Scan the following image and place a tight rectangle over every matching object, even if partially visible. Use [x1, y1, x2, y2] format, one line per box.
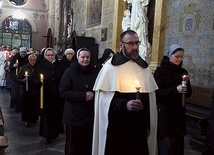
[86, 0, 102, 28]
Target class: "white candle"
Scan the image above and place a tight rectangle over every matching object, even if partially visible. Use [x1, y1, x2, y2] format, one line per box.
[40, 74, 44, 109]
[7, 62, 10, 72]
[25, 71, 28, 91]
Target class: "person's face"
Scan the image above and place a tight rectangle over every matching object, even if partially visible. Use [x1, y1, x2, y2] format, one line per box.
[169, 50, 184, 65]
[35, 50, 40, 55]
[28, 57, 37, 66]
[20, 52, 27, 58]
[120, 33, 140, 60]
[45, 50, 55, 62]
[77, 50, 90, 67]
[12, 51, 18, 56]
[66, 51, 74, 60]
[7, 46, 12, 51]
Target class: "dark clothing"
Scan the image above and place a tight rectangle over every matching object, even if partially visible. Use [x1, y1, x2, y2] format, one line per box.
[157, 135, 184, 155]
[59, 61, 98, 155]
[4, 57, 14, 108]
[9, 53, 28, 81]
[4, 57, 13, 90]
[17, 63, 41, 123]
[59, 62, 97, 126]
[9, 53, 28, 111]
[95, 48, 114, 72]
[111, 51, 148, 68]
[58, 55, 73, 73]
[154, 56, 192, 155]
[65, 125, 93, 155]
[204, 89, 214, 155]
[105, 92, 150, 155]
[37, 58, 65, 141]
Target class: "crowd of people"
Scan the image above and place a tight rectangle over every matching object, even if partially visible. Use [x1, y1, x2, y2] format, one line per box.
[0, 29, 213, 155]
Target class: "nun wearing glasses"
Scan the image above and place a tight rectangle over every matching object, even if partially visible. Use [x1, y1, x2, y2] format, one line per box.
[37, 48, 65, 145]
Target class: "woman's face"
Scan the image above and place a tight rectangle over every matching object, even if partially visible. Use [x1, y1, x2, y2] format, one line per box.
[66, 51, 74, 60]
[28, 57, 37, 66]
[169, 50, 184, 65]
[77, 50, 90, 67]
[44, 50, 55, 62]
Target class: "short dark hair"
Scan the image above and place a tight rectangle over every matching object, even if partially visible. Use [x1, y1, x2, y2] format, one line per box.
[120, 30, 138, 42]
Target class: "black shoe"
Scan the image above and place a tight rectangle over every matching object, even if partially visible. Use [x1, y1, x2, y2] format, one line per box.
[45, 139, 53, 145]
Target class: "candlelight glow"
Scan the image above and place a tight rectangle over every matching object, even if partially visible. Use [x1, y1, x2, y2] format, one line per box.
[182, 75, 189, 81]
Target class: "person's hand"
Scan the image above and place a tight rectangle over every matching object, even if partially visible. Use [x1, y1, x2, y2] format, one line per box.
[127, 99, 143, 111]
[86, 91, 94, 101]
[177, 84, 187, 93]
[13, 63, 18, 68]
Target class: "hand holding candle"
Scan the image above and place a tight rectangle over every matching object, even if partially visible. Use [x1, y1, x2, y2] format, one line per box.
[40, 74, 44, 109]
[25, 71, 28, 91]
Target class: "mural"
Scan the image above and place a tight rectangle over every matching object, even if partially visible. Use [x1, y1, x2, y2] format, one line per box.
[86, 0, 102, 27]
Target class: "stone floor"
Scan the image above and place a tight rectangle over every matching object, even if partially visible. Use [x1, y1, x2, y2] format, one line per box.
[0, 88, 202, 155]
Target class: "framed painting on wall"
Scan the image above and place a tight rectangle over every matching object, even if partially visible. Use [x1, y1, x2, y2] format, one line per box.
[86, 0, 102, 28]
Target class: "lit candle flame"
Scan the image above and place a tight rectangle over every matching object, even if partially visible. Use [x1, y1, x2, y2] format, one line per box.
[182, 75, 189, 82]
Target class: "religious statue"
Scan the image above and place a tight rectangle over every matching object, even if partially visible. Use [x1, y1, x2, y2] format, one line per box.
[67, 21, 72, 39]
[123, 0, 132, 3]
[135, 6, 149, 59]
[122, 9, 131, 31]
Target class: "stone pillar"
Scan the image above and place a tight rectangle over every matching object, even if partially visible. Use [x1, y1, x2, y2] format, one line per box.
[149, 0, 167, 73]
[112, 1, 127, 52]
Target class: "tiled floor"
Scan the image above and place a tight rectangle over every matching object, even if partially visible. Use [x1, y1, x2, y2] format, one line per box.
[0, 88, 202, 155]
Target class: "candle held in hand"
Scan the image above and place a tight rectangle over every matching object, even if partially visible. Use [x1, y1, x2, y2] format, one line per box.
[25, 71, 28, 91]
[40, 74, 44, 109]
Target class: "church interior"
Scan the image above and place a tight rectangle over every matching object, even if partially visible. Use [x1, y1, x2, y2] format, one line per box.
[0, 0, 213, 154]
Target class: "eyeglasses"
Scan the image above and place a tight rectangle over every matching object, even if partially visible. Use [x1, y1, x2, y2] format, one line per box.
[172, 55, 183, 59]
[46, 54, 54, 57]
[122, 41, 141, 46]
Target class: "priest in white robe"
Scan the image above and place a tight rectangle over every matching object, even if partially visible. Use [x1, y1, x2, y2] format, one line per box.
[92, 30, 158, 155]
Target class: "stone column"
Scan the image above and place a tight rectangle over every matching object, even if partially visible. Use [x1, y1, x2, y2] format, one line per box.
[149, 0, 167, 73]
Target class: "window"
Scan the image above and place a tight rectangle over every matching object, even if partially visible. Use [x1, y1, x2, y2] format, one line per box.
[8, 0, 27, 6]
[0, 16, 32, 48]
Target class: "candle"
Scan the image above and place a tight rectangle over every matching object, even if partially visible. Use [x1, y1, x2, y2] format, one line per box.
[40, 74, 44, 109]
[25, 71, 28, 91]
[15, 59, 19, 75]
[181, 75, 188, 107]
[135, 85, 141, 101]
[7, 62, 10, 72]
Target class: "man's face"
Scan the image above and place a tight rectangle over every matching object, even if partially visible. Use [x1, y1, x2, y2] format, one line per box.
[120, 33, 140, 60]
[20, 52, 27, 58]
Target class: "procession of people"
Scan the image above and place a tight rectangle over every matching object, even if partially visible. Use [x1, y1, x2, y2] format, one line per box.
[2, 1, 213, 154]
